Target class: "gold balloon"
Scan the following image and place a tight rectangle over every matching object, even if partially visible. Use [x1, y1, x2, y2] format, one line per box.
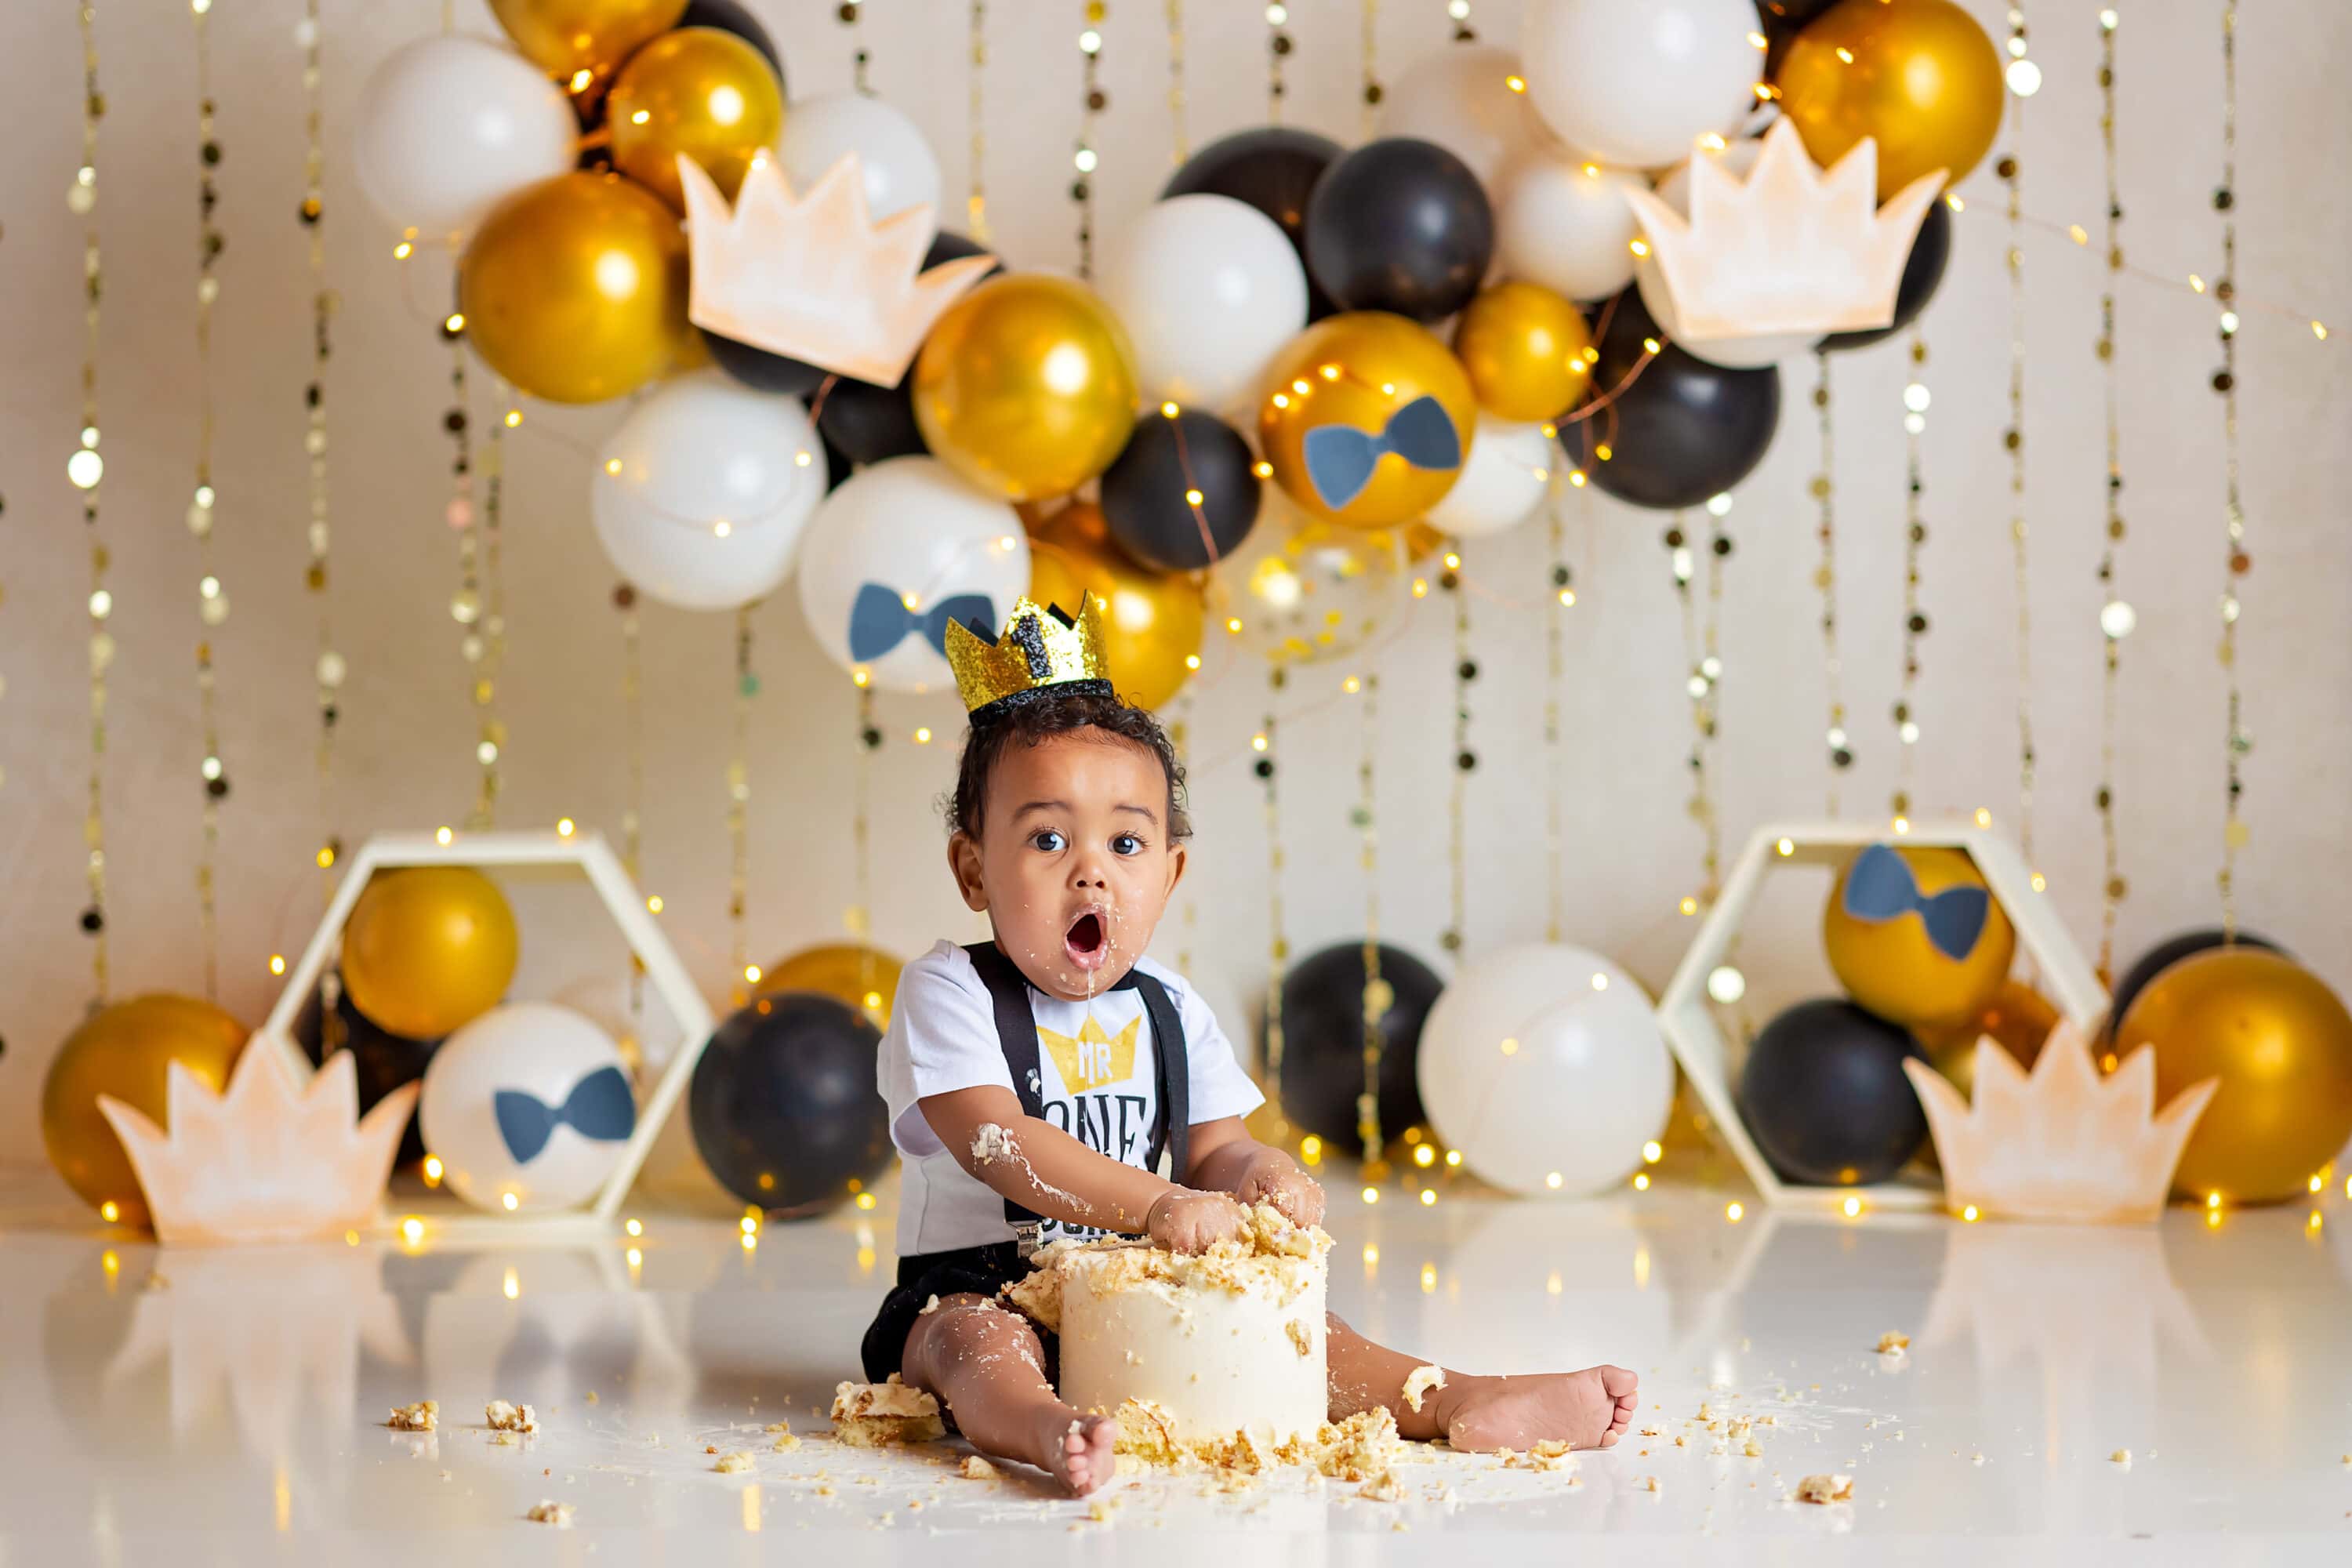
[1917, 979, 2059, 1095]
[42, 994, 247, 1228]
[1257, 312, 1477, 529]
[607, 27, 783, 212]
[459, 171, 689, 405]
[1822, 845, 2014, 1030]
[490, 0, 688, 82]
[1776, 0, 2006, 198]
[2115, 947, 2352, 1205]
[341, 868, 521, 1040]
[914, 274, 1140, 503]
[1454, 281, 1594, 423]
[1028, 500, 1206, 710]
[760, 943, 906, 1033]
[1212, 498, 1410, 669]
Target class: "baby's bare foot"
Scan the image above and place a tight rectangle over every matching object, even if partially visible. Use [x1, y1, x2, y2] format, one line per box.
[1440, 1366, 1639, 1453]
[1031, 1411, 1119, 1497]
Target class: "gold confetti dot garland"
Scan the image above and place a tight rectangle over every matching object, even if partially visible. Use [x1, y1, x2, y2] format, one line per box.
[191, 0, 228, 1000]
[726, 610, 758, 1003]
[299, 0, 342, 905]
[1075, 4, 1105, 278]
[1360, 0, 1381, 136]
[70, 2, 111, 1003]
[616, 582, 645, 1025]
[1890, 331, 1929, 832]
[1355, 671, 1385, 1172]
[440, 332, 488, 822]
[2093, 9, 2126, 975]
[967, 2, 989, 241]
[1164, 0, 1187, 165]
[471, 394, 512, 827]
[1441, 544, 1471, 958]
[1265, 2, 1289, 121]
[838, 0, 871, 95]
[2214, 3, 2252, 933]
[1544, 478, 1580, 942]
[1809, 354, 1850, 814]
[1665, 510, 1724, 913]
[2002, 9, 2037, 877]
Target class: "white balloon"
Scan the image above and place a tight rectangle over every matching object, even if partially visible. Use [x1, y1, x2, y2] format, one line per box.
[1425, 418, 1555, 539]
[419, 1003, 636, 1214]
[1633, 140, 1811, 368]
[1099, 195, 1308, 412]
[1494, 147, 1645, 304]
[351, 35, 578, 242]
[775, 93, 941, 230]
[590, 372, 829, 612]
[1375, 45, 1551, 193]
[1417, 943, 1674, 1196]
[1519, 0, 1762, 170]
[795, 456, 1031, 694]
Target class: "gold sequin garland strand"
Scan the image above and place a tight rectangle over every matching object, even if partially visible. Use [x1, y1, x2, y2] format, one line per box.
[1265, 2, 1289, 121]
[1440, 544, 1472, 960]
[1701, 499, 1731, 902]
[2001, 9, 2038, 881]
[2092, 9, 2128, 975]
[440, 328, 487, 820]
[1891, 332, 1929, 833]
[1544, 477, 1580, 942]
[1809, 355, 1852, 813]
[470, 394, 514, 827]
[1360, 0, 1381, 138]
[967, 1, 988, 241]
[727, 608, 757, 1004]
[298, 0, 343, 900]
[617, 583, 645, 1028]
[1354, 672, 1387, 1176]
[1254, 677, 1289, 1139]
[191, 0, 228, 1000]
[837, 1, 871, 95]
[1074, 4, 1105, 279]
[69, 2, 111, 1000]
[2213, 4, 2252, 934]
[1665, 512, 1720, 915]
[1164, 0, 1187, 165]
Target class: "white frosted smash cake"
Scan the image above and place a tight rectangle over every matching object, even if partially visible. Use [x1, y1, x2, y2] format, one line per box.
[1005, 1203, 1333, 1445]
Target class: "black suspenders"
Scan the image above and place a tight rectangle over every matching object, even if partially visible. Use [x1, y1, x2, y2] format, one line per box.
[961, 942, 1191, 1238]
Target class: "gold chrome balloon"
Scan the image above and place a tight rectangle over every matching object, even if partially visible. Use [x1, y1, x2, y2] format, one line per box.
[1027, 500, 1206, 710]
[341, 867, 521, 1040]
[1256, 312, 1476, 529]
[2115, 947, 2352, 1204]
[1822, 844, 2013, 1030]
[1917, 979, 2059, 1096]
[914, 274, 1140, 503]
[607, 27, 783, 212]
[1212, 498, 1409, 669]
[1454, 281, 1593, 423]
[490, 0, 688, 82]
[459, 171, 689, 405]
[760, 943, 906, 1033]
[42, 995, 246, 1228]
[1776, 0, 2005, 198]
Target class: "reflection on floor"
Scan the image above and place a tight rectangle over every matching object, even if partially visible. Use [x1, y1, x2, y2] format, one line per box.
[4, 1165, 2350, 1566]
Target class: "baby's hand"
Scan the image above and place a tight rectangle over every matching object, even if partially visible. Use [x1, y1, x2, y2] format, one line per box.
[1145, 1189, 1250, 1254]
[1236, 1150, 1327, 1227]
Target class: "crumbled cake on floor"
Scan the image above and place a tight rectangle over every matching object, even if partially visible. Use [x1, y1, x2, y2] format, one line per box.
[387, 1401, 437, 1432]
[831, 1375, 947, 1447]
[958, 1454, 1000, 1480]
[485, 1399, 537, 1434]
[1794, 1473, 1855, 1503]
[523, 1500, 573, 1527]
[1876, 1331, 1911, 1355]
[713, 1450, 755, 1474]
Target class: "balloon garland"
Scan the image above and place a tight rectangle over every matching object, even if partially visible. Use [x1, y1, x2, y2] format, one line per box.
[190, 0, 228, 1001]
[299, 0, 343, 913]
[69, 1, 111, 1003]
[2093, 9, 2127, 977]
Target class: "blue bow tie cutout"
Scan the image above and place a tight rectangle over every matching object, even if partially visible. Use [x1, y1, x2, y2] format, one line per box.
[1841, 843, 1991, 962]
[493, 1065, 637, 1166]
[848, 584, 994, 664]
[1300, 394, 1463, 511]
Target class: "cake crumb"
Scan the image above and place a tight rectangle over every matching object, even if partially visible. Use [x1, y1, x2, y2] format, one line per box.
[971, 1123, 1017, 1165]
[714, 1450, 756, 1474]
[387, 1401, 438, 1432]
[920, 1294, 942, 1316]
[485, 1399, 538, 1434]
[524, 1500, 573, 1528]
[1643, 1476, 1661, 1494]
[959, 1454, 1000, 1480]
[1973, 1452, 1987, 1466]
[1087, 1497, 1116, 1523]
[1794, 1473, 1854, 1504]
[1876, 1331, 1911, 1356]
[815, 1484, 836, 1497]
[489, 1431, 520, 1447]
[1402, 1365, 1446, 1413]
[1359, 1472, 1407, 1501]
[2111, 1449, 2132, 1468]
[1743, 1440, 1763, 1458]
[585, 1390, 599, 1405]
[764, 1420, 790, 1433]
[1287, 1319, 1314, 1357]
[831, 1375, 946, 1447]
[771, 1433, 800, 1453]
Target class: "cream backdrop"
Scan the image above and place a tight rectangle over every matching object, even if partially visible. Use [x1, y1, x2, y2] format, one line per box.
[2, 2, 2347, 1166]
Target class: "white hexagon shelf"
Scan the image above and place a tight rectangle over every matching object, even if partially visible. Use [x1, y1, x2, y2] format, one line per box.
[256, 829, 716, 1240]
[1655, 820, 2107, 1214]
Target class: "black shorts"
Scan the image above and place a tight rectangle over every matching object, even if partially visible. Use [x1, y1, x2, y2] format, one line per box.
[858, 1240, 1058, 1386]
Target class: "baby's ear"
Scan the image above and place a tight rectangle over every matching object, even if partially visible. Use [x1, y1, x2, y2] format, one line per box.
[947, 832, 989, 913]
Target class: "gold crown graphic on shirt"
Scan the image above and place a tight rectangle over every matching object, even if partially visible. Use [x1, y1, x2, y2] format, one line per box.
[945, 596, 1113, 718]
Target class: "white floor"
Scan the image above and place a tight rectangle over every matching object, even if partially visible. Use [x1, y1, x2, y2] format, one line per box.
[4, 1165, 2350, 1566]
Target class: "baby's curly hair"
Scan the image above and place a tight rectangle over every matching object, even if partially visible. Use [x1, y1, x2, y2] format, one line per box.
[949, 692, 1192, 844]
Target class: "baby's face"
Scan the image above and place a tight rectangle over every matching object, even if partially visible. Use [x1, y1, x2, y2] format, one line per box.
[950, 728, 1185, 1002]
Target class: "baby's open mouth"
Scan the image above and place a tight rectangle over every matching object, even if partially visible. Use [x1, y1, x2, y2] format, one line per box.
[1063, 909, 1109, 968]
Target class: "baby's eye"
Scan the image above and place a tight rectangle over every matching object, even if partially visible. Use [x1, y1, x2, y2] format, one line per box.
[1111, 833, 1145, 856]
[1029, 829, 1067, 853]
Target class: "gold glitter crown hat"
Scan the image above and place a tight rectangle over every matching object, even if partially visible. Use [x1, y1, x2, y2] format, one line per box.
[946, 596, 1115, 720]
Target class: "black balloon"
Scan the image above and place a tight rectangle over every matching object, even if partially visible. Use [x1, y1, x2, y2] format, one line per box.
[689, 992, 893, 1218]
[293, 977, 441, 1167]
[1740, 999, 1928, 1186]
[809, 230, 1000, 463]
[1163, 126, 1345, 320]
[1569, 289, 1781, 511]
[701, 329, 829, 396]
[1820, 199, 1952, 352]
[1303, 138, 1494, 323]
[2106, 927, 2285, 1040]
[819, 429, 855, 494]
[1098, 410, 1263, 572]
[681, 0, 784, 74]
[1276, 942, 1443, 1148]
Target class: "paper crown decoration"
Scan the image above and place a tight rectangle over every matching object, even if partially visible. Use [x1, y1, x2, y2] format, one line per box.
[1621, 119, 1946, 342]
[680, 151, 996, 387]
[945, 595, 1112, 719]
[96, 1045, 416, 1247]
[1904, 1022, 2219, 1226]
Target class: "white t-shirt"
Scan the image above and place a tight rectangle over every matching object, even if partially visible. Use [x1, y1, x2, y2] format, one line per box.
[878, 940, 1265, 1257]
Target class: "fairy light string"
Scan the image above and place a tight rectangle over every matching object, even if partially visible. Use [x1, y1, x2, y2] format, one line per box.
[2214, 3, 2252, 934]
[70, 1, 111, 1002]
[1164, 0, 1188, 164]
[1355, 671, 1386, 1174]
[967, 2, 989, 241]
[1075, 4, 1105, 278]
[1449, 0, 1477, 42]
[2002, 9, 2038, 878]
[189, 0, 230, 999]
[2093, 8, 2128, 974]
[1265, 2, 1289, 121]
[1809, 355, 1851, 813]
[299, 0, 342, 902]
[1891, 332, 1930, 832]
